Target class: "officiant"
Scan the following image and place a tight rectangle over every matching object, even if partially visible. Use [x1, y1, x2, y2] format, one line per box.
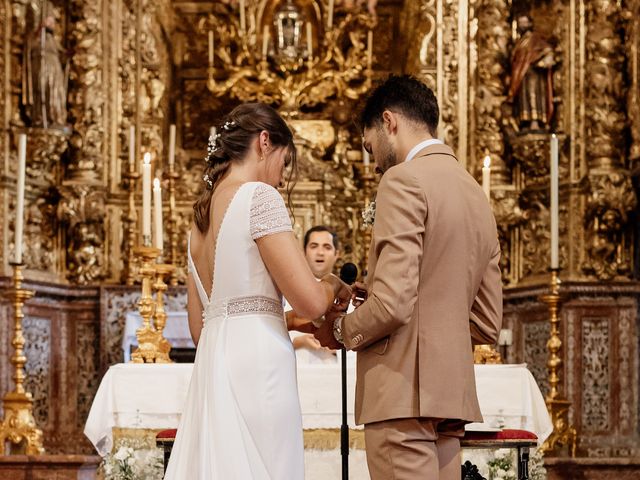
[286, 225, 346, 364]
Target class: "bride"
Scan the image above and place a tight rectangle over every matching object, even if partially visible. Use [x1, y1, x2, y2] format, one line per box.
[165, 103, 351, 479]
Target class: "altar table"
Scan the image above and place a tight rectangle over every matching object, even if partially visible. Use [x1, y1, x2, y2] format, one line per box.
[85, 362, 551, 457]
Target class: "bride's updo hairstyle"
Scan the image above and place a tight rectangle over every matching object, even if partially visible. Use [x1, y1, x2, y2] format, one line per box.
[193, 102, 297, 234]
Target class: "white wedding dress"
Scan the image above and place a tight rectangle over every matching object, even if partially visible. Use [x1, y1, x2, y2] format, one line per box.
[165, 182, 304, 479]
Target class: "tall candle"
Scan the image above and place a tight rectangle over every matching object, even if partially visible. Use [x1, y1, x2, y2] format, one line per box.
[306, 22, 313, 59]
[128, 126, 135, 170]
[208, 30, 214, 66]
[550, 134, 559, 269]
[168, 124, 176, 168]
[362, 145, 370, 166]
[210, 126, 217, 140]
[142, 152, 152, 241]
[239, 0, 246, 32]
[367, 30, 373, 69]
[14, 134, 27, 264]
[327, 0, 334, 29]
[262, 25, 269, 59]
[153, 178, 163, 251]
[482, 156, 491, 200]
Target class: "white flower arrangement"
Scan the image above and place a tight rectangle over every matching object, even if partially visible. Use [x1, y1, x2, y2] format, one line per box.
[486, 448, 546, 480]
[362, 200, 376, 227]
[101, 438, 164, 480]
[463, 447, 546, 480]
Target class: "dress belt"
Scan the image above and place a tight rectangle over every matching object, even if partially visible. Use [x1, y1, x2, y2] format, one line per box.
[203, 295, 284, 323]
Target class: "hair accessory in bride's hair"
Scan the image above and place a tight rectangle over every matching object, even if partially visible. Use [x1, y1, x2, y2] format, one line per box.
[207, 132, 220, 156]
[203, 174, 213, 189]
[222, 120, 236, 131]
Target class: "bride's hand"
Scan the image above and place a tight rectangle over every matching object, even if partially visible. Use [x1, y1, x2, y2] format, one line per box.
[322, 274, 352, 311]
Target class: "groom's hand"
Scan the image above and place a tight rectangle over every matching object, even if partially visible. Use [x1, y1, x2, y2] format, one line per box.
[314, 316, 343, 350]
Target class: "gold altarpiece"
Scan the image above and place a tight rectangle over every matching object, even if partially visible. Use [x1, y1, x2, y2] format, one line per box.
[0, 0, 637, 471]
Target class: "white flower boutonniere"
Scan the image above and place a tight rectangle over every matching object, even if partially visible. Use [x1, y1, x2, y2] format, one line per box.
[362, 200, 376, 227]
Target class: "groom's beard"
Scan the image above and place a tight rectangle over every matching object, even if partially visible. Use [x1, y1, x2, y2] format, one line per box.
[377, 136, 398, 174]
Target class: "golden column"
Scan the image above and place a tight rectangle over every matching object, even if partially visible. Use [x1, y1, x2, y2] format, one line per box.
[122, 151, 140, 286]
[539, 269, 577, 456]
[165, 161, 180, 287]
[0, 263, 44, 454]
[359, 162, 375, 274]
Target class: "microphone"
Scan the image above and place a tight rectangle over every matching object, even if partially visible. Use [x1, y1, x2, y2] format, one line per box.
[339, 262, 367, 303]
[339, 262, 358, 286]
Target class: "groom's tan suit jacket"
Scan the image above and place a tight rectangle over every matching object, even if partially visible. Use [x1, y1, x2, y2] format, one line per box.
[342, 143, 503, 426]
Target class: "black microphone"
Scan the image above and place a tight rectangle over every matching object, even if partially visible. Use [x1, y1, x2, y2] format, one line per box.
[339, 262, 358, 286]
[339, 262, 367, 302]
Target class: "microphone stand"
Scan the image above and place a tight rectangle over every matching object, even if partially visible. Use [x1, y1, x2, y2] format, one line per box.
[341, 345, 348, 480]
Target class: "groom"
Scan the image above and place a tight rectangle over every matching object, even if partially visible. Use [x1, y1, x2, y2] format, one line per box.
[316, 75, 503, 479]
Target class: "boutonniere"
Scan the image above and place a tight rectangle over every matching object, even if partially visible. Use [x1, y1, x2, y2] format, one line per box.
[362, 200, 376, 227]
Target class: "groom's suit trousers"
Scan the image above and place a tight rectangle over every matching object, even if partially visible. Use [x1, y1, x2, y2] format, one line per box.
[364, 417, 464, 480]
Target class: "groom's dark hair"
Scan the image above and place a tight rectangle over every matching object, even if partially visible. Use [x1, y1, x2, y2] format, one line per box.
[360, 75, 439, 135]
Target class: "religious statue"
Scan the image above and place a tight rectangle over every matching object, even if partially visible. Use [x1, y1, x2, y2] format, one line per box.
[22, 2, 68, 129]
[507, 14, 555, 132]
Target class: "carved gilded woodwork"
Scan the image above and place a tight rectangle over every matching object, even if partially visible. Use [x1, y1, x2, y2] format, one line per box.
[582, 0, 637, 280]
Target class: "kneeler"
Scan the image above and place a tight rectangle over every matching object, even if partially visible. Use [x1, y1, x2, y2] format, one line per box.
[156, 427, 538, 479]
[460, 429, 538, 480]
[156, 429, 177, 476]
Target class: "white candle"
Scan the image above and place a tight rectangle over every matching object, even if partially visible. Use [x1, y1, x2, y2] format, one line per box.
[14, 134, 27, 264]
[153, 178, 163, 251]
[239, 0, 246, 33]
[550, 134, 559, 269]
[482, 155, 491, 200]
[142, 152, 152, 241]
[328, 0, 334, 29]
[262, 25, 269, 59]
[362, 145, 370, 166]
[306, 22, 313, 59]
[168, 124, 176, 168]
[367, 30, 373, 69]
[208, 30, 214, 66]
[128, 126, 135, 170]
[210, 126, 217, 140]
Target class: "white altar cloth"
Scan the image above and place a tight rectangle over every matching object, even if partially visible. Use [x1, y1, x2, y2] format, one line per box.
[85, 363, 551, 457]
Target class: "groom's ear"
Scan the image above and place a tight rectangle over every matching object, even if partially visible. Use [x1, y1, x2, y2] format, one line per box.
[382, 110, 398, 135]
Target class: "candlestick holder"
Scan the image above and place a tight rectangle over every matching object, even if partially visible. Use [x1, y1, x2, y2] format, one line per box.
[539, 268, 577, 456]
[164, 163, 180, 286]
[152, 263, 176, 363]
[473, 344, 502, 364]
[122, 167, 141, 286]
[130, 246, 171, 363]
[0, 263, 44, 454]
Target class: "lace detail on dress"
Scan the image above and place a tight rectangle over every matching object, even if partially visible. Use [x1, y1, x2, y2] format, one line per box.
[250, 183, 292, 240]
[204, 295, 284, 323]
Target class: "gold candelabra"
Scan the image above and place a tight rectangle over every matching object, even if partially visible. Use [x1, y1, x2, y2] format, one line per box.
[130, 246, 173, 363]
[153, 263, 176, 349]
[165, 162, 180, 286]
[122, 163, 140, 286]
[539, 269, 577, 456]
[0, 263, 44, 454]
[203, 1, 375, 116]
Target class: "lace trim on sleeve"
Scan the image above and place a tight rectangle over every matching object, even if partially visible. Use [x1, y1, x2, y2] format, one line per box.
[250, 183, 292, 240]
